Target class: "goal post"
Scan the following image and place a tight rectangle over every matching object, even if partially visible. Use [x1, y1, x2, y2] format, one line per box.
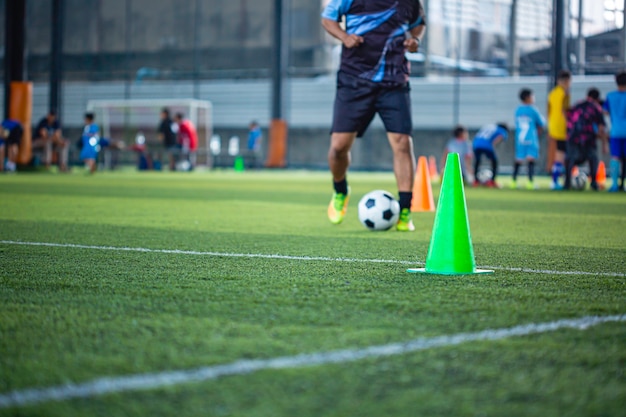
[86, 99, 213, 168]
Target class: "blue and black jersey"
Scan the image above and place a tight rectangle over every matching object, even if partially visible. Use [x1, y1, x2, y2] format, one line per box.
[322, 0, 425, 85]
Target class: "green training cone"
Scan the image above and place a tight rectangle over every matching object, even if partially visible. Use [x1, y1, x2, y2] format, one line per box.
[407, 153, 493, 275]
[234, 155, 245, 172]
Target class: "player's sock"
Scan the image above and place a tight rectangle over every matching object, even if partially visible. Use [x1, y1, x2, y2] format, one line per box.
[610, 159, 620, 190]
[491, 158, 498, 182]
[528, 161, 535, 182]
[512, 162, 520, 181]
[551, 162, 563, 184]
[333, 178, 348, 195]
[621, 157, 626, 189]
[398, 191, 412, 211]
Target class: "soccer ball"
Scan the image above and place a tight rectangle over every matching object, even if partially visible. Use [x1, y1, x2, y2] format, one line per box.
[572, 171, 588, 190]
[358, 190, 400, 231]
[476, 168, 493, 184]
[175, 160, 192, 172]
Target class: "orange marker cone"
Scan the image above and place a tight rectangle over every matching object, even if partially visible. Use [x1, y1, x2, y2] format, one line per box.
[428, 155, 439, 182]
[596, 160, 606, 189]
[408, 153, 493, 275]
[411, 156, 435, 212]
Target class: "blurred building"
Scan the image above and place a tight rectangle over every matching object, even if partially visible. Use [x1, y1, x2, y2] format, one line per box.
[1, 0, 624, 82]
[0, 0, 325, 82]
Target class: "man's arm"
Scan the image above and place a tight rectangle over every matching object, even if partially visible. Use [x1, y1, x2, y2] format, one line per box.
[321, 18, 363, 48]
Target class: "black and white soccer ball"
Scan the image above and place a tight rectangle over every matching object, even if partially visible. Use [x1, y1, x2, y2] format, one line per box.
[476, 168, 493, 184]
[572, 171, 588, 190]
[357, 190, 400, 231]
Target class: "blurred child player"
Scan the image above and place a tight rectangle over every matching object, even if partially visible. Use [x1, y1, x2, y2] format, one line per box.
[441, 125, 473, 184]
[79, 113, 103, 174]
[0, 119, 23, 172]
[472, 123, 509, 188]
[564, 88, 607, 190]
[547, 70, 572, 190]
[511, 88, 546, 189]
[603, 70, 626, 192]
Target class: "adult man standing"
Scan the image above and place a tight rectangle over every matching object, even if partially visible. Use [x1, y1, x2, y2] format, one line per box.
[32, 110, 69, 172]
[547, 70, 571, 190]
[158, 108, 178, 171]
[322, 0, 426, 232]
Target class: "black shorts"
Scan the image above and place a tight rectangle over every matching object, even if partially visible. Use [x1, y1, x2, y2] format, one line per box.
[556, 140, 567, 152]
[6, 125, 22, 145]
[331, 71, 412, 137]
[566, 141, 597, 165]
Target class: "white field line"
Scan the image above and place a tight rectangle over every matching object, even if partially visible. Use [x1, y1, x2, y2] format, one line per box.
[1, 240, 625, 277]
[0, 314, 624, 409]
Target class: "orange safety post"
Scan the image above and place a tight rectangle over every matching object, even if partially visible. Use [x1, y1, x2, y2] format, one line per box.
[9, 81, 33, 165]
[265, 118, 287, 168]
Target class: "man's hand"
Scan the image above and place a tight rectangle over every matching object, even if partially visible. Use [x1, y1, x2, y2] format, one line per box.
[342, 33, 363, 49]
[404, 37, 420, 53]
[322, 18, 363, 49]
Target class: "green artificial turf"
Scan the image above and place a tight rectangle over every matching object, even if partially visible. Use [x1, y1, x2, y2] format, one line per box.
[0, 169, 625, 417]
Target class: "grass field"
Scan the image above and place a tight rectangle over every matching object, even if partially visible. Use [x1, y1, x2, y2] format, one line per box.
[0, 169, 625, 417]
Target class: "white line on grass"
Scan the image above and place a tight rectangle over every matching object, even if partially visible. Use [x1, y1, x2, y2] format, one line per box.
[1, 239, 625, 277]
[0, 314, 624, 409]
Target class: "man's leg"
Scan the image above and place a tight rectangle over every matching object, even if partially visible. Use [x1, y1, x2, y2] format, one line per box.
[44, 139, 53, 168]
[609, 138, 621, 192]
[489, 151, 498, 182]
[564, 155, 573, 189]
[327, 132, 356, 224]
[55, 138, 69, 171]
[386, 132, 415, 194]
[551, 140, 566, 189]
[473, 149, 481, 181]
[387, 132, 415, 231]
[328, 132, 356, 184]
[0, 144, 5, 171]
[588, 151, 599, 191]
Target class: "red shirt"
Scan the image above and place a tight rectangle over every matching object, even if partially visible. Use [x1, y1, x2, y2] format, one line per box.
[177, 119, 198, 151]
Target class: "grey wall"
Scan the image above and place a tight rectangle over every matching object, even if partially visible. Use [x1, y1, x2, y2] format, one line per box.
[7, 74, 617, 171]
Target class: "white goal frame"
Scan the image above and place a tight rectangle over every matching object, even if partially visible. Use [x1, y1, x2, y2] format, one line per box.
[86, 99, 213, 167]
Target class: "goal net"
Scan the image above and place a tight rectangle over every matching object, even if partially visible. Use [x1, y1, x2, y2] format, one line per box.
[86, 99, 213, 168]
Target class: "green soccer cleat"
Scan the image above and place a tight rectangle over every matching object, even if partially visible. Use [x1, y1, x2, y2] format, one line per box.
[327, 189, 350, 224]
[396, 208, 415, 232]
[509, 180, 518, 189]
[525, 181, 538, 190]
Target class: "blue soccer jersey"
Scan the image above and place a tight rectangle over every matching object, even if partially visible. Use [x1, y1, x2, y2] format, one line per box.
[472, 124, 509, 151]
[603, 90, 626, 139]
[514, 105, 545, 160]
[80, 123, 101, 160]
[322, 0, 425, 84]
[515, 105, 545, 147]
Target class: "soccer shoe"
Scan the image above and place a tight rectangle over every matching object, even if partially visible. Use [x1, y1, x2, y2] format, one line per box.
[485, 180, 501, 189]
[608, 184, 620, 193]
[396, 208, 415, 232]
[550, 182, 564, 191]
[508, 180, 518, 189]
[327, 189, 350, 224]
[472, 180, 481, 188]
[525, 181, 538, 190]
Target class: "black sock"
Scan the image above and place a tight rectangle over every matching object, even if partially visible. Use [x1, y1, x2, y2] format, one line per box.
[512, 162, 520, 181]
[333, 178, 348, 195]
[621, 157, 626, 188]
[528, 161, 535, 182]
[398, 192, 412, 211]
